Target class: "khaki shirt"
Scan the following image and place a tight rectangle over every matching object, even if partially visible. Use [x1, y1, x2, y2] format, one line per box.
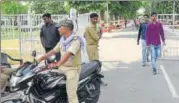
[84, 23, 100, 45]
[53, 37, 81, 67]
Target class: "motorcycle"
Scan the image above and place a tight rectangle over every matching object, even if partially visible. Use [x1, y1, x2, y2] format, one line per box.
[2, 51, 106, 103]
[1, 51, 57, 99]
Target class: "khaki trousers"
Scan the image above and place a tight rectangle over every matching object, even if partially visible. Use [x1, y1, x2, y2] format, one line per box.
[86, 45, 99, 61]
[59, 66, 81, 103]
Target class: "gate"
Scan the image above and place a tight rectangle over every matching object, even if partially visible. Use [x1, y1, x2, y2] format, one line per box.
[161, 38, 179, 60]
[157, 14, 179, 60]
[1, 13, 90, 60]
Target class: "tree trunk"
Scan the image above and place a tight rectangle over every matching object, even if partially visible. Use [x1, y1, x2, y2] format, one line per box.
[114, 13, 118, 20]
[133, 19, 138, 30]
[100, 10, 105, 21]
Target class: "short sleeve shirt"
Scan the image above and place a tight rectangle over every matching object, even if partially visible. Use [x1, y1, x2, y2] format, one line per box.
[53, 37, 81, 67]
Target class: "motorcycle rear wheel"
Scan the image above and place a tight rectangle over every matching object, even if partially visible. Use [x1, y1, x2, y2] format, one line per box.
[83, 80, 101, 103]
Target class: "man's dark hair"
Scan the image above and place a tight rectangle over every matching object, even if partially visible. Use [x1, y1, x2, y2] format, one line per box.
[151, 12, 157, 16]
[144, 14, 149, 18]
[90, 13, 99, 18]
[42, 13, 51, 18]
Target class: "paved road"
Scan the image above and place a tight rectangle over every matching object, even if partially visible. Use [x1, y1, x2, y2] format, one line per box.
[99, 61, 179, 103]
[98, 28, 179, 103]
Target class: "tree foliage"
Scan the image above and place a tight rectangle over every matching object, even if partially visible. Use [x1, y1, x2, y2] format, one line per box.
[31, 1, 67, 14]
[142, 1, 179, 14]
[31, 1, 142, 18]
[109, 1, 142, 19]
[2, 0, 28, 14]
[30, 1, 179, 19]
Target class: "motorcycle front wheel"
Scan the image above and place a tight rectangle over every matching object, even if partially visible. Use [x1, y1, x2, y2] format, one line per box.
[1, 99, 29, 103]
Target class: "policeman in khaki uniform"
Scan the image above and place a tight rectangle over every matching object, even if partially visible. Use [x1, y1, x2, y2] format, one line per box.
[37, 20, 82, 103]
[85, 13, 103, 61]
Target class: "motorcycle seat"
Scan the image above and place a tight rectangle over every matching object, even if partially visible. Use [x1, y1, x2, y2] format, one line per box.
[80, 60, 101, 80]
[41, 60, 101, 83]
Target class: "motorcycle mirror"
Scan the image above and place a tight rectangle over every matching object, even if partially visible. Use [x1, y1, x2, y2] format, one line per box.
[32, 50, 37, 57]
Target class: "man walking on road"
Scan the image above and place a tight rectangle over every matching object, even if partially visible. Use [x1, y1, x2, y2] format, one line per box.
[84, 13, 103, 61]
[137, 14, 150, 67]
[40, 13, 61, 61]
[146, 12, 166, 75]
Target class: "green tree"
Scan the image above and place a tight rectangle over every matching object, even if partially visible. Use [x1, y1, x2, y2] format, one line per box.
[2, 1, 28, 14]
[149, 1, 179, 14]
[30, 1, 142, 18]
[70, 1, 142, 21]
[109, 1, 142, 19]
[152, 1, 173, 14]
[31, 1, 67, 14]
[108, 1, 122, 20]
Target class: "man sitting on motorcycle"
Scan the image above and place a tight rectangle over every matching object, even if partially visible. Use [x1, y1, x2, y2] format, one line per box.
[36, 19, 83, 103]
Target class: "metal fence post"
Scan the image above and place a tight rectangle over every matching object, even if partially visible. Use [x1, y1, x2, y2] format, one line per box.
[18, 15, 22, 59]
[173, 1, 175, 32]
[0, 0, 2, 101]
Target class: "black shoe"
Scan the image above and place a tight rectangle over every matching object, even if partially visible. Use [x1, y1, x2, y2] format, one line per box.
[142, 64, 146, 67]
[147, 58, 150, 62]
[153, 72, 157, 75]
[153, 69, 157, 75]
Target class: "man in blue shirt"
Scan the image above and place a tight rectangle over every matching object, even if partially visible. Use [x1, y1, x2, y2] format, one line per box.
[137, 14, 150, 66]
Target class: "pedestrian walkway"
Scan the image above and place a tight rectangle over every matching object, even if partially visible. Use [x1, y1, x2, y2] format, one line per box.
[163, 26, 179, 35]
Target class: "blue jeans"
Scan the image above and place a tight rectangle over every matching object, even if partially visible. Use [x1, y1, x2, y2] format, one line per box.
[150, 44, 161, 71]
[141, 40, 149, 64]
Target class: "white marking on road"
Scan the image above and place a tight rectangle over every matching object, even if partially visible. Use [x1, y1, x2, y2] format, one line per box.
[160, 65, 179, 98]
[102, 66, 108, 71]
[119, 66, 129, 69]
[102, 66, 129, 71]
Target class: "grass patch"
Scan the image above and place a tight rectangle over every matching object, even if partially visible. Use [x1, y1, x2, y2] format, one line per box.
[2, 49, 20, 65]
[1, 28, 43, 65]
[2, 39, 36, 65]
[1, 29, 39, 40]
[2, 49, 33, 65]
[2, 39, 19, 48]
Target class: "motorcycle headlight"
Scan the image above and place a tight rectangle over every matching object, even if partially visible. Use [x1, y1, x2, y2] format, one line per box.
[27, 81, 33, 86]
